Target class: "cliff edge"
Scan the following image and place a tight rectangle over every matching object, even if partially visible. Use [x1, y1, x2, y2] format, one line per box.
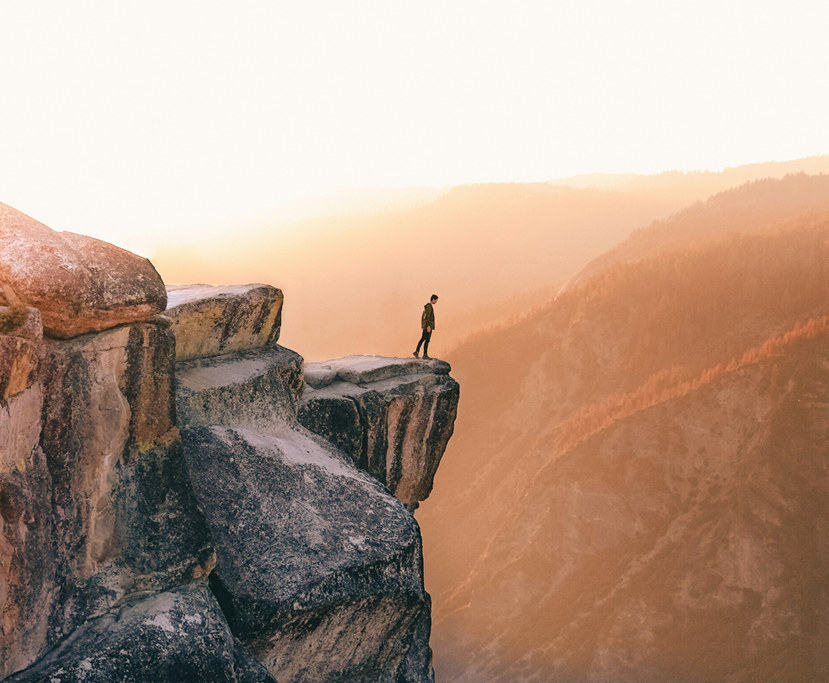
[0, 204, 459, 683]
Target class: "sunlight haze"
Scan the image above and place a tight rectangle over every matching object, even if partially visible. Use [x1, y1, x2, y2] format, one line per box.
[1, 0, 828, 253]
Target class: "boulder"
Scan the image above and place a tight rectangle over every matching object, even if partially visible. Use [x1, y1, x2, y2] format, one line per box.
[6, 584, 276, 683]
[0, 318, 214, 678]
[0, 203, 166, 339]
[299, 356, 460, 507]
[176, 346, 303, 435]
[181, 425, 431, 683]
[165, 284, 283, 361]
[0, 306, 41, 401]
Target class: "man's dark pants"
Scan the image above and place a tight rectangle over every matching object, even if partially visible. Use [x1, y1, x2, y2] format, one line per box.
[416, 328, 431, 356]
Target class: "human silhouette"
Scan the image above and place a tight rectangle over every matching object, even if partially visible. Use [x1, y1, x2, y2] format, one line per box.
[414, 294, 438, 359]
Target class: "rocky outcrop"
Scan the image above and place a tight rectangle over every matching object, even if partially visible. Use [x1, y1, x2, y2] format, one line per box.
[183, 425, 430, 683]
[0, 203, 166, 338]
[176, 346, 303, 433]
[7, 584, 275, 683]
[165, 284, 283, 361]
[0, 205, 459, 683]
[299, 356, 459, 507]
[174, 349, 441, 682]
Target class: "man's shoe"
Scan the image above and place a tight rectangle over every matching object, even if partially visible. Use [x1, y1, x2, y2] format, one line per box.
[422, 355, 431, 360]
[413, 351, 419, 358]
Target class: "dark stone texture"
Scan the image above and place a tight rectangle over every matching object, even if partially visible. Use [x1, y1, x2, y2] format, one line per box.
[299, 356, 460, 505]
[6, 584, 276, 683]
[0, 306, 41, 401]
[181, 424, 431, 683]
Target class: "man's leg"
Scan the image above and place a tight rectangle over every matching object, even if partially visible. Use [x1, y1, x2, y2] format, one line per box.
[415, 329, 428, 354]
[422, 330, 432, 357]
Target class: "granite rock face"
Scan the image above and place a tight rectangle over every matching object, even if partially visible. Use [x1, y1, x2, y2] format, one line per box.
[165, 284, 283, 361]
[174, 348, 439, 682]
[0, 203, 166, 338]
[0, 382, 51, 679]
[182, 425, 430, 683]
[7, 584, 276, 683]
[299, 356, 460, 506]
[0, 318, 214, 679]
[176, 346, 303, 434]
[0, 208, 458, 683]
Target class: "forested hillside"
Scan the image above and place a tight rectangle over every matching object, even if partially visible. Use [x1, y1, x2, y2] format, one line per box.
[572, 173, 829, 286]
[419, 208, 829, 682]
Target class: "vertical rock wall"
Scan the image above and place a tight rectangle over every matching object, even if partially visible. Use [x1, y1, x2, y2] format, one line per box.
[1, 317, 214, 679]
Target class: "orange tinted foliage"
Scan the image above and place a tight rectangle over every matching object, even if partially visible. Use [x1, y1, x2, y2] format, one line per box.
[556, 315, 829, 453]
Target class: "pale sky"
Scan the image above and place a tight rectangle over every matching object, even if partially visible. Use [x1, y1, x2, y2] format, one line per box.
[1, 0, 828, 254]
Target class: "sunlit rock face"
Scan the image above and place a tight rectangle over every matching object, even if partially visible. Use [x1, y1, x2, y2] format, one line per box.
[0, 203, 166, 339]
[0, 205, 459, 682]
[165, 284, 283, 361]
[299, 356, 459, 508]
[6, 584, 276, 683]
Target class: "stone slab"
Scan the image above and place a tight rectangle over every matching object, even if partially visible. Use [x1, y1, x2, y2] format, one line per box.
[165, 284, 283, 361]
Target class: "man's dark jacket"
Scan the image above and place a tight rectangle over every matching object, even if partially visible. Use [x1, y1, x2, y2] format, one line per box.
[421, 303, 435, 330]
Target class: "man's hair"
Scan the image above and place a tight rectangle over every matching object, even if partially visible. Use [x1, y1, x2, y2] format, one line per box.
[430, 294, 439, 301]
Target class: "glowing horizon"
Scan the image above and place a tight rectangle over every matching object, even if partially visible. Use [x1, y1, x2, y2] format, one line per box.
[1, 0, 828, 254]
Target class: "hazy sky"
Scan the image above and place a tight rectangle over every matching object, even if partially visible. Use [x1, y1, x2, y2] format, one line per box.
[2, 0, 828, 253]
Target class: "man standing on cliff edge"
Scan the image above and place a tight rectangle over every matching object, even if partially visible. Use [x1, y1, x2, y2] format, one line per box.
[413, 295, 438, 359]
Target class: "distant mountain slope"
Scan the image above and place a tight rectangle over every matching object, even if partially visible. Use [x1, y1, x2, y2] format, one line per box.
[435, 325, 829, 683]
[153, 158, 829, 361]
[418, 213, 829, 682]
[550, 153, 829, 196]
[571, 173, 829, 287]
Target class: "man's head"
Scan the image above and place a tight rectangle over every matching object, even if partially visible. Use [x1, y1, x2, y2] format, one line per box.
[430, 294, 439, 304]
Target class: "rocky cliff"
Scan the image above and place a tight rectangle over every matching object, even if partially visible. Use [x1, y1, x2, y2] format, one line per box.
[0, 203, 459, 683]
